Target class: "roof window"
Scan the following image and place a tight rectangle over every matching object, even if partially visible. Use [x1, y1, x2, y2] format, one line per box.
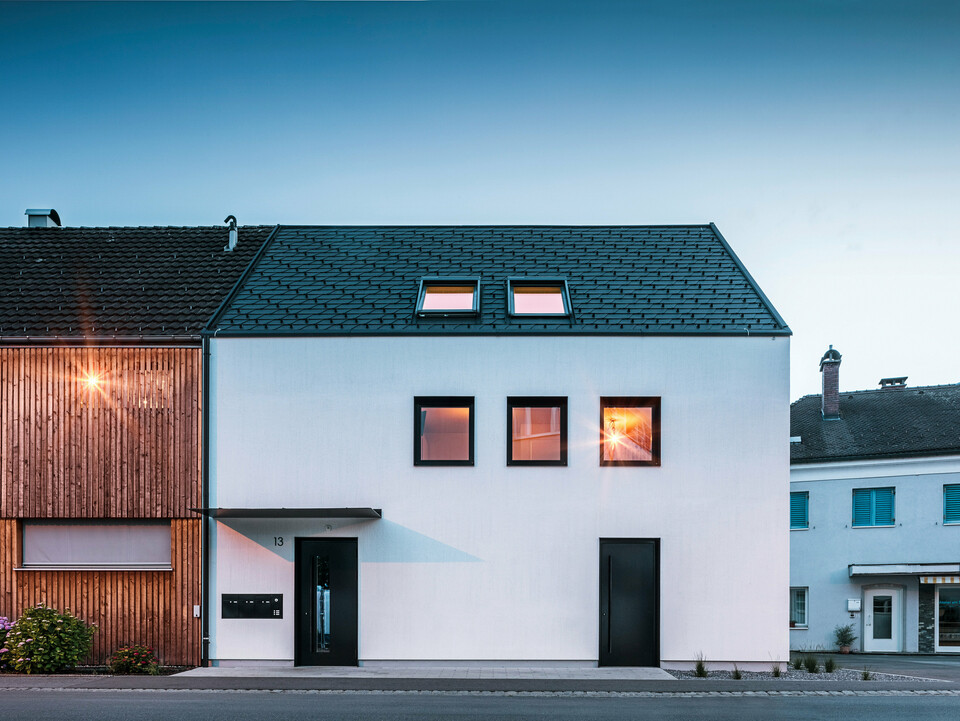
[508, 278, 571, 317]
[416, 277, 480, 317]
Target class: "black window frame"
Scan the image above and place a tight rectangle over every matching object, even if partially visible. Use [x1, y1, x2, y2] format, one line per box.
[414, 396, 475, 466]
[506, 396, 568, 466]
[415, 277, 480, 317]
[599, 396, 661, 467]
[506, 277, 572, 318]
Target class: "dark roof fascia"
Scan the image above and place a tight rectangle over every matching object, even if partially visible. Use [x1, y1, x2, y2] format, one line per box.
[207, 328, 794, 339]
[792, 448, 960, 465]
[0, 336, 201, 347]
[202, 224, 281, 333]
[709, 223, 791, 335]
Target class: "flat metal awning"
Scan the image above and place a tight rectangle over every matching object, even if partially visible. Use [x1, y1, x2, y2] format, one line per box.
[190, 507, 382, 519]
[849, 562, 960, 577]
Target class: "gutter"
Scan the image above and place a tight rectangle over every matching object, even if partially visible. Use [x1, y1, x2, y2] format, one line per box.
[201, 335, 212, 666]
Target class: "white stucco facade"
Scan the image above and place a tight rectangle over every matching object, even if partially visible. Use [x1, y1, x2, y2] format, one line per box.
[790, 455, 960, 653]
[208, 334, 790, 667]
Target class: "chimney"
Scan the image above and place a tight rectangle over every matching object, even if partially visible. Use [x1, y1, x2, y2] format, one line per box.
[224, 215, 238, 251]
[879, 376, 907, 390]
[25, 209, 61, 228]
[820, 345, 842, 419]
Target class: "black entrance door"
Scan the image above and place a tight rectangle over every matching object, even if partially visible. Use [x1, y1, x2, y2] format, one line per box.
[295, 538, 358, 666]
[599, 539, 659, 667]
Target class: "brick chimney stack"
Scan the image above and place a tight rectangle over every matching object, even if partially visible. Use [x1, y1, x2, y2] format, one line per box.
[820, 345, 842, 419]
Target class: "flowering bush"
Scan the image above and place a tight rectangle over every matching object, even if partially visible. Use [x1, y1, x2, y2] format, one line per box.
[3, 604, 96, 673]
[0, 616, 13, 670]
[109, 645, 160, 675]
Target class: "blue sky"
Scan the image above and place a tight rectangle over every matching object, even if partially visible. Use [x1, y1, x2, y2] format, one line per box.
[2, 1, 958, 397]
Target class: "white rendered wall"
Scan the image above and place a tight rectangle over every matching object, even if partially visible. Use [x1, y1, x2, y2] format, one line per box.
[209, 335, 789, 665]
[790, 456, 960, 652]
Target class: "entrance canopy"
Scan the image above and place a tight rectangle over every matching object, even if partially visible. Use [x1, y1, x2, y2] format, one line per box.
[190, 507, 382, 519]
[849, 562, 960, 577]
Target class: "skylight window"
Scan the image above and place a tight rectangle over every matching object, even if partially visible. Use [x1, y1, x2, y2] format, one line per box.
[508, 279, 571, 317]
[416, 278, 480, 317]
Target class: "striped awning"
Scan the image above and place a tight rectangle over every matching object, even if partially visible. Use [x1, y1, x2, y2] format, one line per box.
[921, 576, 960, 584]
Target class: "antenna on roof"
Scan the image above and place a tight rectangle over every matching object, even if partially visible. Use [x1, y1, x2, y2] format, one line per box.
[224, 215, 238, 251]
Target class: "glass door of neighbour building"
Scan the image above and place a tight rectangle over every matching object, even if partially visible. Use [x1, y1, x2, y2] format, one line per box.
[936, 586, 960, 652]
[295, 538, 358, 665]
[862, 588, 901, 652]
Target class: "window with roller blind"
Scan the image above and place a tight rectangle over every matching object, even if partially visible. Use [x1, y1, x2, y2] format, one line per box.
[852, 487, 895, 527]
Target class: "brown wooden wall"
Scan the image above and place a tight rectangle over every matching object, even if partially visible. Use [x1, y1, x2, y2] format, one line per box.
[0, 346, 201, 518]
[0, 519, 201, 665]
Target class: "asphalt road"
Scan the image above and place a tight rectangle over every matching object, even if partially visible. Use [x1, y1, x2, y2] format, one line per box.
[832, 653, 960, 682]
[3, 691, 960, 721]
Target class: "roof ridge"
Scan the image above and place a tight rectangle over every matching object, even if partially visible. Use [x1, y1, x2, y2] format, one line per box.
[795, 382, 960, 402]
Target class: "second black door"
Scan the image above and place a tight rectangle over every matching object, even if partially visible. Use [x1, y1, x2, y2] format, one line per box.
[295, 538, 358, 666]
[599, 538, 659, 666]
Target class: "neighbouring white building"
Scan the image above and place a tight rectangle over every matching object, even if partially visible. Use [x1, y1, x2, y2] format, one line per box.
[790, 348, 960, 654]
[202, 224, 791, 668]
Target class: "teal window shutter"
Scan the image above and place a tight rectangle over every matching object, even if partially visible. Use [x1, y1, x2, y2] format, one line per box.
[853, 487, 895, 527]
[874, 488, 895, 525]
[945, 485, 960, 524]
[790, 492, 809, 529]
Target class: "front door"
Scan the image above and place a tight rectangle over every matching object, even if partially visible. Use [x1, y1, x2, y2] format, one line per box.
[599, 539, 659, 666]
[295, 538, 358, 665]
[863, 587, 901, 652]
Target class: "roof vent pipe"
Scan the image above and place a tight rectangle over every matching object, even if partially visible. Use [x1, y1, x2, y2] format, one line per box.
[224, 215, 238, 251]
[25, 209, 61, 227]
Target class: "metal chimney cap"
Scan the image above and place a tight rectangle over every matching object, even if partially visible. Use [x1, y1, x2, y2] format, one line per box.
[25, 209, 61, 227]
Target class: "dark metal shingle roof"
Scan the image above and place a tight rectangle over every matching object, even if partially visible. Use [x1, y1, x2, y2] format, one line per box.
[0, 226, 274, 339]
[791, 384, 960, 464]
[212, 225, 790, 335]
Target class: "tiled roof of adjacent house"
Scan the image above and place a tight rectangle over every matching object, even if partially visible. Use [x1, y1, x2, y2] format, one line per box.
[791, 384, 960, 464]
[0, 225, 275, 340]
[211, 224, 790, 335]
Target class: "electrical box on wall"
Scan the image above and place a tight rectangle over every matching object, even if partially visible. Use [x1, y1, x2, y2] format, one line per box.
[847, 598, 862, 612]
[221, 594, 283, 619]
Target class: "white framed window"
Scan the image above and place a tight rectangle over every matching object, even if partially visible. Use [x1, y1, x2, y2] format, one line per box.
[790, 587, 808, 628]
[21, 521, 172, 570]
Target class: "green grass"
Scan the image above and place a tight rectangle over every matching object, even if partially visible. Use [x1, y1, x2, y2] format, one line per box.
[694, 653, 708, 678]
[803, 655, 820, 674]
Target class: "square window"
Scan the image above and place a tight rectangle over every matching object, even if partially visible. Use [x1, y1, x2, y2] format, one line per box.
[599, 397, 660, 466]
[790, 587, 808, 628]
[852, 487, 895, 527]
[508, 278, 571, 316]
[414, 397, 474, 465]
[416, 278, 480, 316]
[790, 491, 809, 529]
[507, 396, 567, 465]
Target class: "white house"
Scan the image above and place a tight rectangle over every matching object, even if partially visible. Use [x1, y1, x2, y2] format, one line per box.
[203, 224, 791, 668]
[790, 348, 960, 654]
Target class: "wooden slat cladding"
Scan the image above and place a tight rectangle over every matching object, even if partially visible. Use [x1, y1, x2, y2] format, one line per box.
[0, 519, 201, 665]
[0, 347, 201, 518]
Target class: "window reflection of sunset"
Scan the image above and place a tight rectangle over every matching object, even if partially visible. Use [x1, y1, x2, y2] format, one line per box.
[512, 286, 566, 314]
[421, 286, 475, 311]
[602, 406, 653, 461]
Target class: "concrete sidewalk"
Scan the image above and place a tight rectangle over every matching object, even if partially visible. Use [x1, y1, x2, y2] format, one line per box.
[0, 661, 956, 694]
[176, 664, 673, 680]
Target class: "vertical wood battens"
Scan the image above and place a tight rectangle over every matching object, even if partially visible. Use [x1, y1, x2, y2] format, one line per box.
[0, 519, 201, 665]
[1, 347, 201, 516]
[1, 347, 203, 665]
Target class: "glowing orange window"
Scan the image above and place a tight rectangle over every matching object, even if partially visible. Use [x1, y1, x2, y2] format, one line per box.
[600, 397, 661, 467]
[508, 280, 570, 316]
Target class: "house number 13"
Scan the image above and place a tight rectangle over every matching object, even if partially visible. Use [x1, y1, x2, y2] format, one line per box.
[274, 537, 284, 546]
